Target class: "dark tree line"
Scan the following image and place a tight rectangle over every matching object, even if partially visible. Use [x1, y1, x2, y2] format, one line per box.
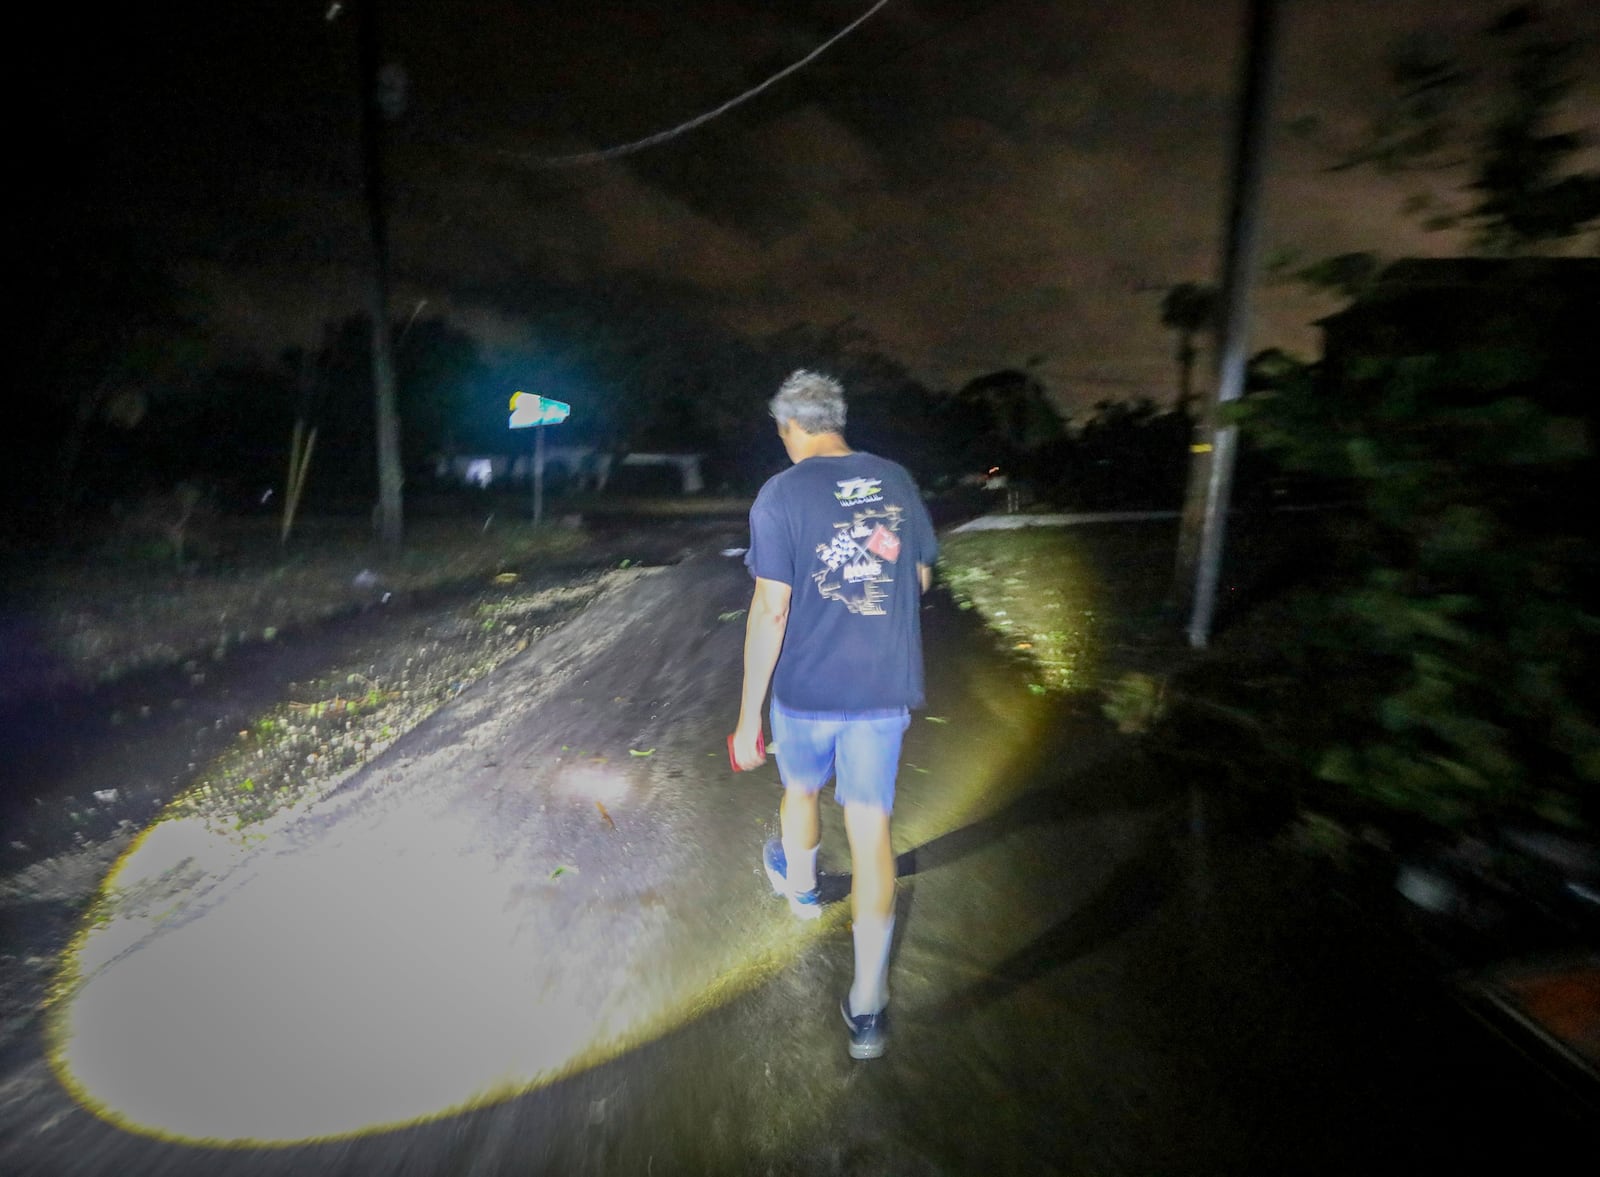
[13, 262, 1224, 537]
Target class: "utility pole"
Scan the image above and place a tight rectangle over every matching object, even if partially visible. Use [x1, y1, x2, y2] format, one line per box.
[356, 0, 405, 550]
[1174, 0, 1280, 648]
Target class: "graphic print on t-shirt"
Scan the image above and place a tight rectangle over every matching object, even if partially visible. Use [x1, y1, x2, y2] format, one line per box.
[833, 477, 884, 506]
[813, 502, 903, 616]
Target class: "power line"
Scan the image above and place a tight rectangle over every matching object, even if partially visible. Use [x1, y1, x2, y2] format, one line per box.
[509, 0, 893, 169]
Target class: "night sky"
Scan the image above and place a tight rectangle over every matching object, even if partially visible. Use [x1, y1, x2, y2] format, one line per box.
[34, 0, 1600, 417]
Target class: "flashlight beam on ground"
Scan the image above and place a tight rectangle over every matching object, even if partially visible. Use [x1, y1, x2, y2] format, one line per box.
[50, 725, 1005, 1145]
[47, 565, 1038, 1145]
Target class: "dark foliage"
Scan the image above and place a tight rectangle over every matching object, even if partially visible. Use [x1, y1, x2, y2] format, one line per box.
[1030, 398, 1191, 511]
[1315, 4, 1600, 252]
[1222, 338, 1598, 833]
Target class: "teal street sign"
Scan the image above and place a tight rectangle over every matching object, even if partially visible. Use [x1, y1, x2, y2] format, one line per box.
[509, 391, 571, 429]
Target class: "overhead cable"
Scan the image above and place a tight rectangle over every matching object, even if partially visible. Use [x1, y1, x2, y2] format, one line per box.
[510, 0, 893, 168]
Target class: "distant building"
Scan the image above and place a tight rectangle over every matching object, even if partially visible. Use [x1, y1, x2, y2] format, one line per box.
[434, 445, 613, 491]
[433, 448, 708, 495]
[614, 453, 705, 495]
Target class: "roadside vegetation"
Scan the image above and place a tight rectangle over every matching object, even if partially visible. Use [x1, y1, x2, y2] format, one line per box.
[1232, 354, 1595, 836]
[938, 522, 1183, 696]
[0, 514, 588, 705]
[165, 573, 624, 837]
[1102, 5, 1600, 860]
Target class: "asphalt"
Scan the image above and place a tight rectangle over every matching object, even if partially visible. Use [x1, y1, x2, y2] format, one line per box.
[2, 531, 1596, 1175]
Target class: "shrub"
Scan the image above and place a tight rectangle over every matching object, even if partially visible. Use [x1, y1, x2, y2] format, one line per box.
[1222, 354, 1598, 832]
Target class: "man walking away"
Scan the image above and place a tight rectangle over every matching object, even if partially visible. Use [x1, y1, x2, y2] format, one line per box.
[731, 369, 938, 1060]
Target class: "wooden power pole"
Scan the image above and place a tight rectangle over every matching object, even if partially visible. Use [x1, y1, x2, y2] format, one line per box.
[357, 0, 405, 550]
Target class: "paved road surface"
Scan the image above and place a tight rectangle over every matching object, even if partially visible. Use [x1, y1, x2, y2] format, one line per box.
[2, 533, 1593, 1174]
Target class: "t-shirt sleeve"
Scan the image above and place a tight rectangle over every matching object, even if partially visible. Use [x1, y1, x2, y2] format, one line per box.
[745, 485, 794, 585]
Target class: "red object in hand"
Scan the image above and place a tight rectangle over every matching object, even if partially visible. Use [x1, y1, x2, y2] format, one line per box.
[728, 731, 765, 771]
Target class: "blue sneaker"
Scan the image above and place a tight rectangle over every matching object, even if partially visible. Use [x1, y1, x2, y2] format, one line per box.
[840, 997, 888, 1059]
[762, 838, 823, 920]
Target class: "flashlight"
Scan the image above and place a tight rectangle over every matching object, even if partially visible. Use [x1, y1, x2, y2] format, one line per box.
[727, 732, 780, 771]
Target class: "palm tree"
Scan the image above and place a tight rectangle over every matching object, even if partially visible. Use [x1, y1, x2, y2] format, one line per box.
[1159, 283, 1218, 418]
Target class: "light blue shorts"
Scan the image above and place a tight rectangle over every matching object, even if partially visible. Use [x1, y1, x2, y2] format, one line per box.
[770, 699, 911, 814]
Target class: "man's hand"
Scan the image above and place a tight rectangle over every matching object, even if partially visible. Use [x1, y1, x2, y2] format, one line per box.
[730, 723, 767, 771]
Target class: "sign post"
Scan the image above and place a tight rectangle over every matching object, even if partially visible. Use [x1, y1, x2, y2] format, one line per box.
[508, 392, 572, 524]
[532, 425, 544, 524]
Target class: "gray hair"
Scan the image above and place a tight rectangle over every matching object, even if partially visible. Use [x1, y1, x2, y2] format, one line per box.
[769, 369, 847, 434]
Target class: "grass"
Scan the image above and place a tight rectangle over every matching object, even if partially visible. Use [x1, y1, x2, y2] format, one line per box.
[934, 515, 1338, 827]
[0, 515, 590, 701]
[935, 513, 1560, 864]
[937, 521, 1184, 694]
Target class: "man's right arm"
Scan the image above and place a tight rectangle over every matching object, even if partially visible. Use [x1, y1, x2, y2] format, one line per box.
[732, 575, 792, 770]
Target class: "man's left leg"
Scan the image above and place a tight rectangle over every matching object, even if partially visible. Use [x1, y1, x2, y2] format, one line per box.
[779, 785, 821, 894]
[843, 801, 895, 1019]
[835, 709, 908, 1058]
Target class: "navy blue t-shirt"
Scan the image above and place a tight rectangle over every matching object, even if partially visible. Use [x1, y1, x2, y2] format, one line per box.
[745, 452, 938, 712]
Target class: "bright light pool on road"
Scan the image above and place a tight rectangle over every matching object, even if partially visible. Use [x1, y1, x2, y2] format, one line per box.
[47, 702, 1042, 1147]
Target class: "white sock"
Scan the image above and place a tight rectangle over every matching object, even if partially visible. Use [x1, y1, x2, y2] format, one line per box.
[783, 838, 819, 893]
[849, 912, 895, 1016]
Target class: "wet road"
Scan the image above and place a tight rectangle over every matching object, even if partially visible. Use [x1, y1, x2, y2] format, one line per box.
[2, 527, 1594, 1174]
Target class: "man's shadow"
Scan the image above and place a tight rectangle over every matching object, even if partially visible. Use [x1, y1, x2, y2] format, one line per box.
[814, 746, 1187, 1017]
[818, 728, 1182, 898]
[913, 831, 1179, 1019]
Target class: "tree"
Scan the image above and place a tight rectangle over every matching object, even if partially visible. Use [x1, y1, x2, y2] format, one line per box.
[1288, 252, 1384, 300]
[1312, 3, 1600, 253]
[1153, 4, 1600, 838]
[748, 319, 936, 485]
[1073, 398, 1190, 511]
[1227, 337, 1597, 833]
[27, 227, 206, 530]
[755, 318, 917, 405]
[393, 317, 486, 471]
[939, 368, 1066, 477]
[288, 314, 489, 498]
[1469, 6, 1600, 252]
[1158, 283, 1218, 417]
